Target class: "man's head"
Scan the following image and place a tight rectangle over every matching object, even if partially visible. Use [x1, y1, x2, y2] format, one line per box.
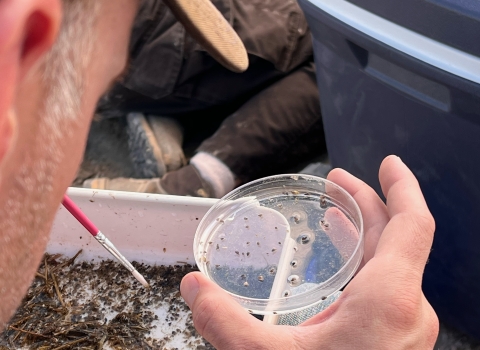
[0, 0, 140, 325]
[0, 0, 248, 326]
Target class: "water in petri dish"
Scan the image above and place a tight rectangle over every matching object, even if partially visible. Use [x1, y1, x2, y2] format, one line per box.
[202, 192, 357, 300]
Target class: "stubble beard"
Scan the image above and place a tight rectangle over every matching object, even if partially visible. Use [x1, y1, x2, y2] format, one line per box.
[0, 0, 99, 326]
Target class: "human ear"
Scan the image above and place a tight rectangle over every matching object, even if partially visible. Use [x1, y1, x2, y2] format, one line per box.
[0, 0, 61, 80]
[0, 0, 61, 164]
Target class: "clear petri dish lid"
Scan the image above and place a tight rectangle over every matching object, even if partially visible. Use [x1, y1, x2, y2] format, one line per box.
[195, 174, 364, 315]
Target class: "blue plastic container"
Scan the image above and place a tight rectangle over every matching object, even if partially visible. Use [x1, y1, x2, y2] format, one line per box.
[299, 0, 480, 340]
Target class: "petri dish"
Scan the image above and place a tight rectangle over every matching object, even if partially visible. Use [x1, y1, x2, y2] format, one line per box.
[194, 174, 363, 316]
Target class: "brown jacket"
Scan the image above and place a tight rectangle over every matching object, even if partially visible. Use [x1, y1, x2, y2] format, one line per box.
[121, 0, 313, 100]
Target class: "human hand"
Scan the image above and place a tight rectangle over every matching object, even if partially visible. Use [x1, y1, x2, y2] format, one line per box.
[180, 155, 439, 349]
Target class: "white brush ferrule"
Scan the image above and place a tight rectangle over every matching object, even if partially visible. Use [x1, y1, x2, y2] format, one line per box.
[95, 232, 149, 287]
[95, 231, 135, 272]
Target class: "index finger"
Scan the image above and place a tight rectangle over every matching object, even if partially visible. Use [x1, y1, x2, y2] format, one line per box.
[327, 168, 389, 264]
[380, 156, 432, 219]
[374, 156, 435, 273]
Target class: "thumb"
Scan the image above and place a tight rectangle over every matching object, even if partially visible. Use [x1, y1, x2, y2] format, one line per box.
[180, 272, 294, 349]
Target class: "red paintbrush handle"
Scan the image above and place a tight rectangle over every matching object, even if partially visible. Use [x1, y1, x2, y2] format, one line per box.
[62, 194, 99, 236]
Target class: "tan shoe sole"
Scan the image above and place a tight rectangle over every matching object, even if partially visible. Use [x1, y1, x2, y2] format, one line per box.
[83, 178, 108, 190]
[164, 0, 249, 73]
[148, 116, 186, 172]
[83, 177, 167, 194]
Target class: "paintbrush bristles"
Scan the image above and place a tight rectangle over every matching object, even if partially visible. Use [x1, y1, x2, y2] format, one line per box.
[132, 270, 150, 288]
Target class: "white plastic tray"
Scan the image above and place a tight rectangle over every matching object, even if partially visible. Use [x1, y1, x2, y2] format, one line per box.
[49, 187, 217, 264]
[46, 187, 217, 349]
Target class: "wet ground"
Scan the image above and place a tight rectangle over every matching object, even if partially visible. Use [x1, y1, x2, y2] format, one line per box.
[74, 117, 480, 349]
[1, 254, 214, 349]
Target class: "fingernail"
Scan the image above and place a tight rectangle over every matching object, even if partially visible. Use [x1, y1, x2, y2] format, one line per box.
[181, 274, 200, 307]
[388, 154, 402, 163]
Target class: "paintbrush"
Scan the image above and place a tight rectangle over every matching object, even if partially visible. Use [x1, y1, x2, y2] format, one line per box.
[61, 194, 150, 288]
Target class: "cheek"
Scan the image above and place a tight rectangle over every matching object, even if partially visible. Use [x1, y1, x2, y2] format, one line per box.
[51, 99, 96, 191]
[57, 0, 140, 186]
[61, 109, 93, 176]
[0, 109, 16, 163]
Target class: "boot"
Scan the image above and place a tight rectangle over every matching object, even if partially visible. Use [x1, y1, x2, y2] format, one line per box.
[127, 113, 186, 178]
[83, 165, 215, 198]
